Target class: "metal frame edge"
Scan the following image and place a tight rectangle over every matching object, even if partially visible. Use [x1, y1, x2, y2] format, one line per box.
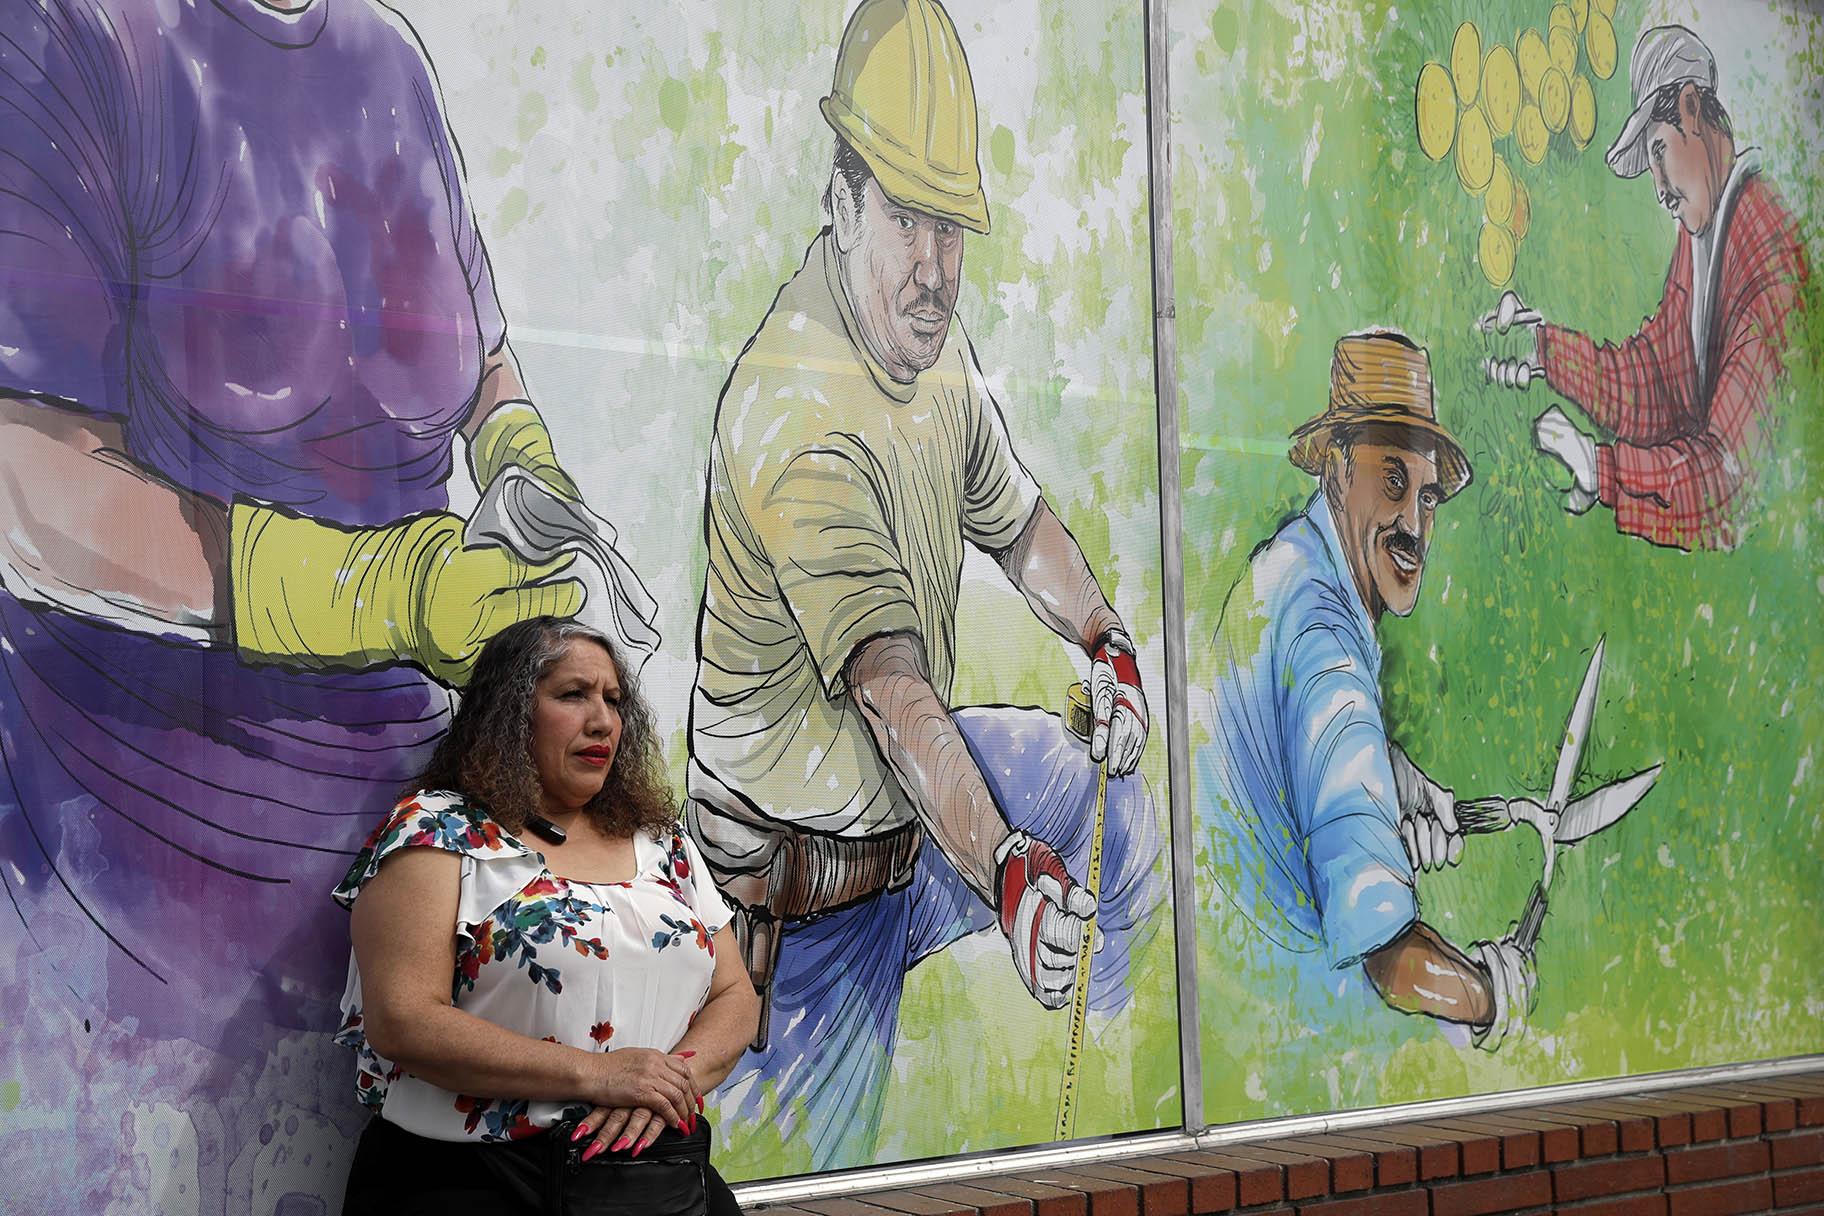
[1195, 1053, 1824, 1147]
[1142, 0, 1206, 1144]
[727, 0, 1824, 1209]
[731, 1054, 1824, 1206]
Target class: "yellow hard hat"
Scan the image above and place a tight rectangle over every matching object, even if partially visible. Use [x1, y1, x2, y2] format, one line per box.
[821, 0, 990, 234]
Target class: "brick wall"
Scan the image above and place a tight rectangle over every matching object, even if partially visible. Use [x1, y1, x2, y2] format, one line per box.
[749, 1070, 1824, 1216]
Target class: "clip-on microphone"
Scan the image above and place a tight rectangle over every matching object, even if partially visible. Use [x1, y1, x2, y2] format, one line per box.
[524, 814, 568, 846]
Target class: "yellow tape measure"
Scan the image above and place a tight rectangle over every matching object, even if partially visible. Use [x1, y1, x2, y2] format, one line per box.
[1055, 681, 1107, 1141]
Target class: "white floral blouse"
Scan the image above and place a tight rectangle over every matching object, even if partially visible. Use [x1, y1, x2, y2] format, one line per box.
[332, 790, 734, 1142]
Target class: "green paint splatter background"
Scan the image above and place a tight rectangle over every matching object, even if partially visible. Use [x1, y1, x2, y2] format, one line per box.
[1172, 0, 1824, 1122]
[399, 0, 1180, 1181]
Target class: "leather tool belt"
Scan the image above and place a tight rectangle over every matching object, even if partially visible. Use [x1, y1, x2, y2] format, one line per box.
[686, 797, 921, 1052]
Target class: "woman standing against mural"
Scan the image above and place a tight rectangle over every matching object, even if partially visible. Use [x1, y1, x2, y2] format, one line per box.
[336, 618, 755, 1214]
[0, 0, 594, 1209]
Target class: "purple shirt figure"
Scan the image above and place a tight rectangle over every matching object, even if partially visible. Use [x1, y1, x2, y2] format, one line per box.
[0, 0, 500, 1070]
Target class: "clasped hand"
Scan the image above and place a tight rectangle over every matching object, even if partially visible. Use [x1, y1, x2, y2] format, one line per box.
[1471, 931, 1539, 1052]
[572, 1048, 704, 1161]
[1390, 743, 1461, 873]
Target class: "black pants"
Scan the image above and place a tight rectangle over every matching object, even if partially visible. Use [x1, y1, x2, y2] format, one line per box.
[343, 1113, 744, 1216]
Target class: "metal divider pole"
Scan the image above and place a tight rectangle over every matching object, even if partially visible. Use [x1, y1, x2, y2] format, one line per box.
[1141, 0, 1206, 1139]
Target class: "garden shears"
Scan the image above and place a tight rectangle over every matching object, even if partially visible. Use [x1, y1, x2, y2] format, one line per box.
[1453, 638, 1661, 949]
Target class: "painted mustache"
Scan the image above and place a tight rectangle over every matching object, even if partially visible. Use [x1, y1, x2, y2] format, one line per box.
[1381, 526, 1425, 570]
[901, 289, 951, 321]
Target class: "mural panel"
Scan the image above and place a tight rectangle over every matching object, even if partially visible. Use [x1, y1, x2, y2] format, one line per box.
[3, 0, 1819, 1209]
[0, 0, 1176, 1209]
[1176, 0, 1824, 1122]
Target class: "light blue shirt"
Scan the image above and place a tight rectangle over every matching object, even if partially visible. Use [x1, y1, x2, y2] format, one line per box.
[1196, 492, 1416, 969]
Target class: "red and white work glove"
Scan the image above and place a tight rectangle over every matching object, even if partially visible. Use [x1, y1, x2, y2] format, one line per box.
[995, 831, 1096, 1010]
[1090, 629, 1148, 776]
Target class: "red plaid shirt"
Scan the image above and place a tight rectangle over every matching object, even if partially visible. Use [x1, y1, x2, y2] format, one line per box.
[1539, 172, 1808, 550]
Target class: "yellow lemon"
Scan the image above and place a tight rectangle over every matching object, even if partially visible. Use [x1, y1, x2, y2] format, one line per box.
[1455, 103, 1494, 193]
[1550, 25, 1579, 76]
[1482, 44, 1521, 137]
[1415, 62, 1457, 160]
[1518, 29, 1551, 98]
[1550, 4, 1576, 39]
[1451, 22, 1482, 107]
[1587, 12, 1618, 79]
[1595, 0, 1615, 16]
[1571, 0, 1590, 33]
[1540, 67, 1571, 133]
[1511, 176, 1532, 240]
[1516, 102, 1549, 164]
[1480, 220, 1517, 288]
[1570, 74, 1597, 148]
[1485, 156, 1515, 226]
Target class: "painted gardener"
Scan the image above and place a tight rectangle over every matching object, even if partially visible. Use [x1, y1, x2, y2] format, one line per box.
[1199, 331, 1540, 1049]
[1488, 25, 1809, 551]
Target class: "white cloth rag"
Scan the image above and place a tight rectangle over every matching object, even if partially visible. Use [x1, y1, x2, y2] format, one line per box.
[466, 467, 662, 672]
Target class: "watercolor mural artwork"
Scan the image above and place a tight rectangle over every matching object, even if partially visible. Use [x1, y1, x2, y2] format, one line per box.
[1175, 0, 1822, 1124]
[0, 0, 1174, 1208]
[682, 0, 1166, 1171]
[0, 0, 1818, 1212]
[0, 0, 653, 1208]
[1195, 329, 1665, 1052]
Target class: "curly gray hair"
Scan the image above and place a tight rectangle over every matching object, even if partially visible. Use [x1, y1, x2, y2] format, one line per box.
[410, 617, 675, 838]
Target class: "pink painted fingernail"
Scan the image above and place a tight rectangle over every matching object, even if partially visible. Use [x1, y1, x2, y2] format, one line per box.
[633, 1137, 652, 1158]
[571, 1123, 589, 1143]
[696, 1095, 705, 1112]
[580, 1142, 603, 1163]
[610, 1136, 631, 1152]
[676, 1050, 696, 1058]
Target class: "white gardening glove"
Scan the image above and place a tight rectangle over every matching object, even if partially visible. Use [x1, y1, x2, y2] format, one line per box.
[1089, 629, 1148, 776]
[1480, 291, 1547, 389]
[1534, 406, 1600, 515]
[1479, 289, 1544, 335]
[1483, 356, 1544, 390]
[1470, 933, 1538, 1051]
[1390, 744, 1462, 872]
[994, 831, 1096, 1010]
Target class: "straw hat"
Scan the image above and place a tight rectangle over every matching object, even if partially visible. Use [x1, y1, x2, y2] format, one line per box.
[1287, 330, 1472, 499]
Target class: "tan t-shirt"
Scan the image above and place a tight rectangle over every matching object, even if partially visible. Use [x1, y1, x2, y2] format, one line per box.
[688, 234, 1040, 839]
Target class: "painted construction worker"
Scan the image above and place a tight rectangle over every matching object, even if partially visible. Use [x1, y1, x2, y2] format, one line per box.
[687, 0, 1164, 1169]
[1486, 25, 1808, 551]
[1198, 332, 1539, 1048]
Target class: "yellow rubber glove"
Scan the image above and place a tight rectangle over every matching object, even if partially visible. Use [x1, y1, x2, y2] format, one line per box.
[230, 503, 585, 686]
[466, 399, 582, 502]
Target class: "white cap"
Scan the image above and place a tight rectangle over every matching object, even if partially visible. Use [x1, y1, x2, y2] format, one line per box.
[1606, 25, 1718, 180]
